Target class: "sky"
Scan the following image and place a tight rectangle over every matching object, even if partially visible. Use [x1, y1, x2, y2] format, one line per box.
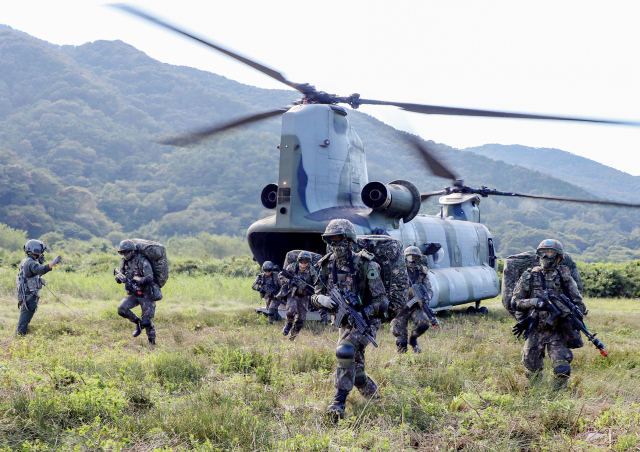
[3, 0, 640, 176]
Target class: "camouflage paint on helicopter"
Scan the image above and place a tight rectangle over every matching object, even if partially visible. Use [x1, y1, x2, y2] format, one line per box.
[247, 104, 499, 311]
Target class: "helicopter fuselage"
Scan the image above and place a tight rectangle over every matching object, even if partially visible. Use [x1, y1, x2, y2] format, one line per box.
[247, 103, 499, 310]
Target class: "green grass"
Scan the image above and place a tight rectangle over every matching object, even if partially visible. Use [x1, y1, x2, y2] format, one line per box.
[0, 270, 638, 451]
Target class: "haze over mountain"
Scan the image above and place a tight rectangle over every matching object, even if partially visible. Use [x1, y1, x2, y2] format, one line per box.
[1, 25, 639, 261]
[465, 144, 640, 204]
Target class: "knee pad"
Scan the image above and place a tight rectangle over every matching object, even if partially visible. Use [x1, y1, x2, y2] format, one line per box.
[336, 340, 355, 368]
[553, 365, 571, 378]
[413, 323, 429, 336]
[295, 321, 304, 329]
[140, 319, 153, 329]
[117, 307, 128, 318]
[354, 372, 366, 388]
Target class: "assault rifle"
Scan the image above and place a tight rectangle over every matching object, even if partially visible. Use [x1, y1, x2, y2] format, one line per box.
[512, 291, 607, 357]
[113, 268, 142, 296]
[316, 275, 378, 347]
[258, 274, 278, 296]
[407, 284, 440, 328]
[280, 268, 315, 296]
[543, 291, 607, 357]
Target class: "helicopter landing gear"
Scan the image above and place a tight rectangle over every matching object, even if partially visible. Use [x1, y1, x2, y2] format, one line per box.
[466, 303, 489, 315]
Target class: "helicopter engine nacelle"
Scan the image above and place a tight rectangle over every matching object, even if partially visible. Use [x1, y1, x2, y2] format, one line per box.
[261, 183, 278, 209]
[361, 180, 422, 223]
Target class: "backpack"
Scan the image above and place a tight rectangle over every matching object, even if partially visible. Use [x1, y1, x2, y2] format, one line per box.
[352, 235, 410, 317]
[283, 250, 323, 268]
[130, 238, 169, 288]
[501, 250, 582, 318]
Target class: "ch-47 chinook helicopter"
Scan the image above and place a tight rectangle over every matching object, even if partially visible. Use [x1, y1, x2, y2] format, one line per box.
[116, 4, 640, 312]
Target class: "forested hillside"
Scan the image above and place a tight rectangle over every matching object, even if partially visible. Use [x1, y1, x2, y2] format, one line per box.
[466, 143, 640, 203]
[1, 25, 639, 261]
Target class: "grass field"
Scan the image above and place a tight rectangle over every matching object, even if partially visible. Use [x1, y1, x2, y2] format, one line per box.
[0, 270, 638, 451]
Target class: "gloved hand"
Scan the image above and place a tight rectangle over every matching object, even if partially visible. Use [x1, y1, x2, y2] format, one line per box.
[534, 298, 545, 309]
[115, 273, 127, 284]
[51, 255, 62, 265]
[363, 304, 375, 317]
[316, 295, 336, 309]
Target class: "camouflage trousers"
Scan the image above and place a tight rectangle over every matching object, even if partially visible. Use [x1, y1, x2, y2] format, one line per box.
[522, 328, 573, 373]
[390, 305, 430, 342]
[285, 294, 309, 323]
[265, 295, 282, 312]
[118, 294, 156, 339]
[335, 319, 380, 397]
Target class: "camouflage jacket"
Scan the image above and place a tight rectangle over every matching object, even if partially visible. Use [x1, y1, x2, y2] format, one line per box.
[511, 264, 585, 329]
[278, 262, 316, 297]
[252, 272, 281, 298]
[17, 256, 52, 299]
[312, 250, 389, 317]
[118, 254, 154, 295]
[407, 264, 433, 301]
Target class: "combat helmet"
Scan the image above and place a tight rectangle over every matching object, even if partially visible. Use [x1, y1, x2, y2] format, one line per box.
[262, 261, 275, 272]
[24, 239, 46, 256]
[404, 246, 422, 265]
[118, 239, 137, 254]
[297, 251, 312, 264]
[321, 219, 357, 243]
[536, 239, 564, 258]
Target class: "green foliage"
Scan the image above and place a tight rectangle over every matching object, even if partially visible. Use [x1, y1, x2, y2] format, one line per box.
[1, 27, 640, 263]
[578, 260, 640, 298]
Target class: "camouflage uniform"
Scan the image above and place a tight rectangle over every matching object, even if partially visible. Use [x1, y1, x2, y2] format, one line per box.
[312, 250, 389, 411]
[511, 264, 585, 388]
[391, 263, 433, 353]
[15, 256, 52, 336]
[117, 253, 157, 341]
[278, 262, 316, 339]
[252, 272, 281, 322]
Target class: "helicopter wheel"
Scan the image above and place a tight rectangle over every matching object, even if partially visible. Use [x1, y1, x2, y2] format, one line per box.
[466, 306, 477, 314]
[477, 306, 489, 315]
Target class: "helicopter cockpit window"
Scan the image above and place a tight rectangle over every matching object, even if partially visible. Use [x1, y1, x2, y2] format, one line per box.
[333, 114, 348, 135]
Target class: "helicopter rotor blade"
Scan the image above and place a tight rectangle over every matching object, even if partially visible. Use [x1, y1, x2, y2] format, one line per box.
[156, 107, 290, 147]
[420, 190, 448, 202]
[404, 135, 458, 182]
[355, 98, 640, 126]
[472, 188, 640, 208]
[110, 4, 310, 95]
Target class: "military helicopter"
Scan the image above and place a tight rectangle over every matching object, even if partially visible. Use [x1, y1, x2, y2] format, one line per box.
[115, 4, 640, 312]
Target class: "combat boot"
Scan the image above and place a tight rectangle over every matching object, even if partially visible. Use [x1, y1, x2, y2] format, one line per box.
[326, 389, 349, 421]
[282, 322, 293, 336]
[148, 337, 156, 345]
[409, 336, 422, 353]
[553, 365, 571, 391]
[289, 321, 304, 341]
[132, 319, 142, 338]
[396, 339, 408, 354]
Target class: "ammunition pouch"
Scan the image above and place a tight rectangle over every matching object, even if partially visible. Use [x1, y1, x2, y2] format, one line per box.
[149, 283, 163, 301]
[22, 275, 45, 294]
[562, 321, 584, 349]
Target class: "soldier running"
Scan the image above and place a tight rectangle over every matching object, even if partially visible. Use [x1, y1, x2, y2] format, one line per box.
[279, 251, 316, 341]
[252, 261, 282, 323]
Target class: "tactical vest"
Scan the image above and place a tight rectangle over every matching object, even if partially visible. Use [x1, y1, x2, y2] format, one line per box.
[119, 254, 151, 295]
[16, 258, 45, 302]
[318, 251, 374, 306]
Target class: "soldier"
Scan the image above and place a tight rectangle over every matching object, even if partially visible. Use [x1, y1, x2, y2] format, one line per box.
[511, 239, 586, 390]
[391, 246, 433, 354]
[312, 219, 389, 419]
[279, 251, 316, 340]
[115, 240, 157, 345]
[15, 240, 62, 336]
[252, 261, 282, 323]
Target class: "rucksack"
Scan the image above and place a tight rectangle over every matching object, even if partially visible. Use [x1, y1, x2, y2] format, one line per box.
[130, 238, 169, 288]
[283, 250, 323, 268]
[352, 235, 410, 316]
[501, 250, 582, 318]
